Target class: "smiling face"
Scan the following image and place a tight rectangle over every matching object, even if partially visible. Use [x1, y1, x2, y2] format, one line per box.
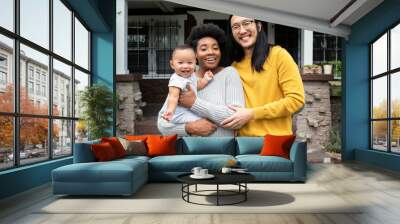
[230, 16, 259, 51]
[195, 37, 221, 70]
[170, 48, 196, 78]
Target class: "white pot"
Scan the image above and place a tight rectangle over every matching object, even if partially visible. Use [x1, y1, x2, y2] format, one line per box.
[323, 64, 333, 75]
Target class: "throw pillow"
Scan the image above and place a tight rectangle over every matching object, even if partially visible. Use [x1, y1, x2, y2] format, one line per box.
[124, 135, 148, 141]
[146, 134, 177, 157]
[260, 134, 296, 159]
[91, 142, 117, 161]
[101, 137, 127, 158]
[118, 137, 147, 156]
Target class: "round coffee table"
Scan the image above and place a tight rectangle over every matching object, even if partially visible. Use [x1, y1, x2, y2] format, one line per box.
[177, 172, 255, 206]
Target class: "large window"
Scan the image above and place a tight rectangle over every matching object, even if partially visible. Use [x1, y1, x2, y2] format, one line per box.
[371, 23, 400, 153]
[0, 0, 91, 170]
[128, 19, 179, 79]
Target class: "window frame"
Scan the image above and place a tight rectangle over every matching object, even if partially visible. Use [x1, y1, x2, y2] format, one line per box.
[370, 20, 400, 154]
[0, 0, 92, 171]
[313, 32, 342, 65]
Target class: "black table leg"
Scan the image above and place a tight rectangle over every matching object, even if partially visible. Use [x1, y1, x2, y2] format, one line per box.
[181, 183, 183, 200]
[217, 184, 219, 206]
[245, 183, 247, 201]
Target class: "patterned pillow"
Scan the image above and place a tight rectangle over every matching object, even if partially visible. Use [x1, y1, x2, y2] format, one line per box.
[118, 137, 147, 156]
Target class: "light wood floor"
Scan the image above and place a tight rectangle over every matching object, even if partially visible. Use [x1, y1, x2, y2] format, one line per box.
[1, 162, 400, 224]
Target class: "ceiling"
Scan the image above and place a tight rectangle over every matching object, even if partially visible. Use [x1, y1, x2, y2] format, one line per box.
[128, 1, 182, 9]
[127, 0, 384, 37]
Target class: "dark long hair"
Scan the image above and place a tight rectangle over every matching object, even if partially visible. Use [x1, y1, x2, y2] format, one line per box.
[227, 15, 272, 72]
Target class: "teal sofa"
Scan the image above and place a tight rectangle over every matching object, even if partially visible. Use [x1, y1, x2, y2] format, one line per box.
[52, 137, 307, 196]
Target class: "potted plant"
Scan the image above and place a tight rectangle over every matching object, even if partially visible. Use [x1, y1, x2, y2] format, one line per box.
[79, 84, 114, 140]
[302, 64, 322, 74]
[302, 65, 314, 74]
[328, 60, 342, 79]
[322, 62, 333, 75]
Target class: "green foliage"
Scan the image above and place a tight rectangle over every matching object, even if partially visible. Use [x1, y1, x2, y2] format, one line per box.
[79, 84, 113, 140]
[327, 60, 342, 79]
[325, 127, 341, 153]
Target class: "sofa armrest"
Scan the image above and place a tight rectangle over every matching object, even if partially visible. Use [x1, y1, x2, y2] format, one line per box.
[289, 141, 307, 181]
[73, 140, 100, 163]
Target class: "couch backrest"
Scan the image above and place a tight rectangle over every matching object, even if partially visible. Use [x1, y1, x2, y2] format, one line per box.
[73, 139, 100, 163]
[177, 137, 236, 155]
[235, 137, 264, 155]
[74, 136, 268, 162]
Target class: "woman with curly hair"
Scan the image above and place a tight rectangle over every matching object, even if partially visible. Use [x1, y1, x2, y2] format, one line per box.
[157, 23, 245, 137]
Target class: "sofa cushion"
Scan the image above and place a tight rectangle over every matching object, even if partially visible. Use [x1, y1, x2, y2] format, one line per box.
[235, 137, 264, 155]
[148, 154, 235, 172]
[52, 159, 147, 183]
[236, 155, 293, 172]
[178, 137, 235, 155]
[115, 155, 150, 163]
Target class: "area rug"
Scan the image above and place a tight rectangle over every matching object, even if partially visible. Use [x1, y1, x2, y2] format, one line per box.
[37, 183, 361, 214]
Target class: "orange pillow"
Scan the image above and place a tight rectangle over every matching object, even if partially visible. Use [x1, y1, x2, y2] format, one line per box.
[146, 135, 177, 157]
[91, 142, 117, 161]
[124, 135, 148, 141]
[260, 134, 296, 159]
[101, 137, 127, 158]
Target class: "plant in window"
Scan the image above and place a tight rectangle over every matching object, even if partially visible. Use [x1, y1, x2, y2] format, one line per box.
[79, 84, 113, 140]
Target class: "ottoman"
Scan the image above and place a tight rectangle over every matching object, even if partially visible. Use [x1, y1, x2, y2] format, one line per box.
[52, 157, 148, 196]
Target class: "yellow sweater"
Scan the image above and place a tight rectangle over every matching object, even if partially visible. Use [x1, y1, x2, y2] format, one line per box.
[232, 46, 305, 136]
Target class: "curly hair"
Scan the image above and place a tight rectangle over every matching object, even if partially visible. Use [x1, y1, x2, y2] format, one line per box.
[186, 23, 226, 50]
[186, 23, 227, 65]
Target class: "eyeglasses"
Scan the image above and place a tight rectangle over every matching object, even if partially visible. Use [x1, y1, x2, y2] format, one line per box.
[231, 20, 255, 32]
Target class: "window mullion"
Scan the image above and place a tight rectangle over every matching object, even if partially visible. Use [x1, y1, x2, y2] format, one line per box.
[387, 29, 391, 152]
[370, 45, 373, 149]
[14, 0, 21, 167]
[49, 0, 53, 160]
[71, 10, 76, 153]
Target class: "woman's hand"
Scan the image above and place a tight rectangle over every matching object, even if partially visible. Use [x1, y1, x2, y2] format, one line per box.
[185, 119, 217, 136]
[179, 85, 196, 108]
[221, 105, 254, 129]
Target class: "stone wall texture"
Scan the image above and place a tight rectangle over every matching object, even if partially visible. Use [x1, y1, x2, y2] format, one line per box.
[116, 81, 144, 136]
[331, 96, 341, 130]
[294, 81, 332, 148]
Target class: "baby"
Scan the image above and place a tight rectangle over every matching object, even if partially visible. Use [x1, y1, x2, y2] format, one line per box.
[161, 44, 213, 123]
